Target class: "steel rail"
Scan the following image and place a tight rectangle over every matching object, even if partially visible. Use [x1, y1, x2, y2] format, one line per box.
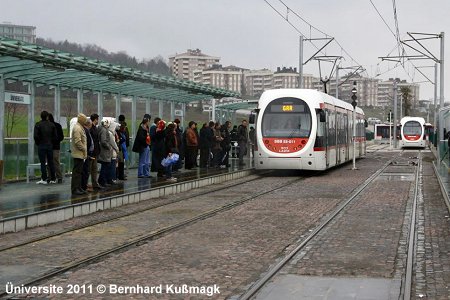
[240, 152, 404, 300]
[402, 151, 422, 299]
[1, 173, 312, 299]
[0, 171, 272, 252]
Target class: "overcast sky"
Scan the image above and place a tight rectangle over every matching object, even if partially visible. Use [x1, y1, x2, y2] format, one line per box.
[1, 0, 449, 100]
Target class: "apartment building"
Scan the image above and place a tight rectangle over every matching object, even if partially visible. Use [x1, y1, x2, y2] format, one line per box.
[378, 78, 420, 108]
[201, 65, 246, 93]
[243, 69, 273, 97]
[0, 23, 36, 43]
[168, 49, 220, 82]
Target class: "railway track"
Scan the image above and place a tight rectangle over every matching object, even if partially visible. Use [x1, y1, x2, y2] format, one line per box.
[240, 150, 423, 299]
[0, 170, 316, 298]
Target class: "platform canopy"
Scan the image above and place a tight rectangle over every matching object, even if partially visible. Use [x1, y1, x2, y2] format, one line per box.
[215, 99, 258, 111]
[0, 37, 240, 101]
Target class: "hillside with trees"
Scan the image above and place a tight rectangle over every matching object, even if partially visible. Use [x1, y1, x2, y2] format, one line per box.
[36, 38, 170, 75]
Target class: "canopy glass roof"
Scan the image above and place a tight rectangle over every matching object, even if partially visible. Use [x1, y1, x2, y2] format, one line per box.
[0, 37, 240, 102]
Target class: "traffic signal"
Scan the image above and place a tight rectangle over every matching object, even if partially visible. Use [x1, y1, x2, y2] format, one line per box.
[387, 111, 391, 122]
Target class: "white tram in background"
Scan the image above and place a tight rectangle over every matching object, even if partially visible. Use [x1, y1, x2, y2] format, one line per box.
[399, 116, 426, 148]
[253, 89, 366, 170]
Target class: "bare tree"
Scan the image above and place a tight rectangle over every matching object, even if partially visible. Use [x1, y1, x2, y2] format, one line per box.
[5, 103, 26, 137]
[400, 86, 412, 117]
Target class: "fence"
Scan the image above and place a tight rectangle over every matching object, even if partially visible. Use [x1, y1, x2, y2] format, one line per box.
[4, 138, 73, 181]
[3, 138, 137, 181]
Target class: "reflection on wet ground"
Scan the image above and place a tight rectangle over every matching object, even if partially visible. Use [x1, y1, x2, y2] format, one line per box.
[0, 160, 252, 220]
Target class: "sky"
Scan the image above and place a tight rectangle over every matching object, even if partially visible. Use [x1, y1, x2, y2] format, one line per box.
[1, 0, 449, 101]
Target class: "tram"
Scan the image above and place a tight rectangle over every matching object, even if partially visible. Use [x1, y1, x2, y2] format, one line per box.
[399, 116, 426, 148]
[253, 89, 366, 170]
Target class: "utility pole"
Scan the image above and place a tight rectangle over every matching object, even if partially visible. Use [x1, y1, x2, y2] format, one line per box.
[335, 66, 339, 98]
[351, 81, 358, 170]
[438, 32, 445, 164]
[298, 35, 304, 88]
[434, 63, 438, 146]
[393, 80, 398, 148]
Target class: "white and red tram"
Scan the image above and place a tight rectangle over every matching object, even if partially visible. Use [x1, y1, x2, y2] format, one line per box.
[399, 116, 426, 148]
[253, 89, 366, 170]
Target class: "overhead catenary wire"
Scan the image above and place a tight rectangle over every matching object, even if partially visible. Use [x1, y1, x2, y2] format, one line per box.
[369, 0, 432, 84]
[263, 0, 367, 77]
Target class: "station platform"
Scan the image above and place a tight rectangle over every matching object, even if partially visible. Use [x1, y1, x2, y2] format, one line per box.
[0, 158, 254, 234]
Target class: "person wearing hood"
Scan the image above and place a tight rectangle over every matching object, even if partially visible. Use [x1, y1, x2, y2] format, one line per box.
[71, 113, 88, 195]
[97, 118, 112, 187]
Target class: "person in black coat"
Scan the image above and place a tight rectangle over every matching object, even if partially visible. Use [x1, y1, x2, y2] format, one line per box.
[48, 114, 64, 183]
[199, 122, 214, 168]
[132, 117, 150, 178]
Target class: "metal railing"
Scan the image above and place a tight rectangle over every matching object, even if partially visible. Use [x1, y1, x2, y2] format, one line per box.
[3, 137, 73, 181]
[3, 137, 137, 181]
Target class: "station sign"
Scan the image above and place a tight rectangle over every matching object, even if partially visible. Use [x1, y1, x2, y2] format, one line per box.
[5, 92, 31, 105]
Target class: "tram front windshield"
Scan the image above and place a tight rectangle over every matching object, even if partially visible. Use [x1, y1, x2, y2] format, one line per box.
[403, 121, 422, 135]
[262, 97, 312, 138]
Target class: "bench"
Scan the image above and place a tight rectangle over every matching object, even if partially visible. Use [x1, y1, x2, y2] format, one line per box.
[27, 163, 65, 183]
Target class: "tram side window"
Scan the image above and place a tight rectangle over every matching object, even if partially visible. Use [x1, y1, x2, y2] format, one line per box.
[315, 111, 326, 148]
[327, 109, 336, 147]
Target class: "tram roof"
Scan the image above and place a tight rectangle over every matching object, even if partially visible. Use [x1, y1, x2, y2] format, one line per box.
[0, 37, 240, 102]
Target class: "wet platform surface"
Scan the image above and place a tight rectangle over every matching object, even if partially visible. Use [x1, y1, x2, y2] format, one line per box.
[0, 159, 253, 220]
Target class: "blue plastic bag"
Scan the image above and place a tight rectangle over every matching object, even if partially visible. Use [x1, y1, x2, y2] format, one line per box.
[161, 153, 179, 167]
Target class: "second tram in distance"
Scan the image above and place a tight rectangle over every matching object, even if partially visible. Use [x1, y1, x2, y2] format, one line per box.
[253, 89, 366, 170]
[399, 116, 426, 148]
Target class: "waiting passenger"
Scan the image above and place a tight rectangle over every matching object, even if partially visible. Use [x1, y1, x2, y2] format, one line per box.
[132, 116, 151, 178]
[34, 110, 57, 185]
[97, 119, 112, 187]
[48, 113, 64, 183]
[70, 113, 88, 195]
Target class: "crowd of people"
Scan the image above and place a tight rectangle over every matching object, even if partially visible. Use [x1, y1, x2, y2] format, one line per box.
[34, 110, 251, 195]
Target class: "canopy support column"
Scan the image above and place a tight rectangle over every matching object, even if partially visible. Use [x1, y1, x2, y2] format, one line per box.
[97, 91, 103, 121]
[131, 95, 137, 167]
[115, 93, 121, 118]
[170, 101, 175, 121]
[181, 103, 186, 130]
[54, 85, 61, 123]
[28, 82, 35, 165]
[77, 88, 83, 114]
[146, 99, 151, 116]
[158, 100, 163, 119]
[211, 98, 216, 122]
[0, 75, 5, 162]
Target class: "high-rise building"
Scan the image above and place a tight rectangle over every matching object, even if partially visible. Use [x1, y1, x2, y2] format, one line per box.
[168, 49, 220, 82]
[201, 65, 246, 94]
[273, 67, 298, 89]
[0, 23, 36, 43]
[378, 78, 420, 109]
[243, 69, 273, 97]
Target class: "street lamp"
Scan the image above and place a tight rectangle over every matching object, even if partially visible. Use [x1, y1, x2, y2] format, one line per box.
[351, 81, 358, 170]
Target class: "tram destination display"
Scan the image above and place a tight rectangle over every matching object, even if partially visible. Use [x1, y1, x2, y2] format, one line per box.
[270, 104, 305, 112]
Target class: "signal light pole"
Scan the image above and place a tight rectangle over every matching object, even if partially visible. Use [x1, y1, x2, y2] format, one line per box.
[351, 81, 358, 170]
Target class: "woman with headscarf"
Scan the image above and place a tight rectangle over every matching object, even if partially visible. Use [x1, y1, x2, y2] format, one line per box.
[153, 119, 166, 178]
[164, 123, 179, 182]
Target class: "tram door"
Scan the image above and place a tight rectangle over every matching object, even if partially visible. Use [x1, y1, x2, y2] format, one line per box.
[344, 113, 349, 161]
[325, 109, 330, 167]
[336, 112, 341, 164]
